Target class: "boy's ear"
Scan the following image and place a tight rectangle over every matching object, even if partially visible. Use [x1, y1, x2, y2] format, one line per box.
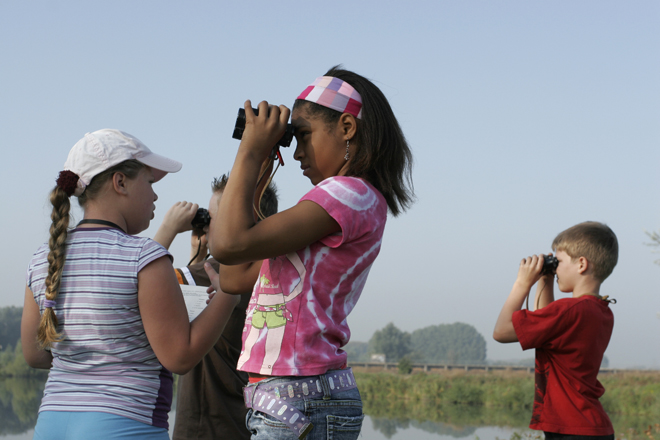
[577, 256, 589, 275]
[338, 113, 357, 141]
[112, 172, 129, 195]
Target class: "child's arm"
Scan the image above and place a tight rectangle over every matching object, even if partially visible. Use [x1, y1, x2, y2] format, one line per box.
[138, 257, 240, 374]
[215, 160, 269, 294]
[212, 261, 262, 295]
[533, 273, 555, 310]
[153, 201, 199, 250]
[493, 255, 545, 343]
[21, 286, 54, 369]
[210, 101, 340, 265]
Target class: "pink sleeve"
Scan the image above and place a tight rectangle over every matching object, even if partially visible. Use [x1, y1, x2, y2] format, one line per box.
[300, 176, 385, 248]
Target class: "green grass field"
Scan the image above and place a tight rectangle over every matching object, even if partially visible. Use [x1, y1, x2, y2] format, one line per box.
[353, 369, 660, 439]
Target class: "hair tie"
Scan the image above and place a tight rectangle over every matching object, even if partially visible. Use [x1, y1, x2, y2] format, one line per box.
[44, 299, 57, 308]
[56, 170, 79, 197]
[297, 76, 363, 119]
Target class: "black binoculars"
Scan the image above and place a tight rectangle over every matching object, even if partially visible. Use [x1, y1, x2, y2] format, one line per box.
[232, 108, 295, 148]
[541, 255, 558, 276]
[191, 208, 210, 230]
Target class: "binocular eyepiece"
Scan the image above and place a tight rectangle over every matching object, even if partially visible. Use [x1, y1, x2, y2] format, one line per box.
[232, 108, 295, 148]
[191, 208, 210, 231]
[541, 255, 558, 276]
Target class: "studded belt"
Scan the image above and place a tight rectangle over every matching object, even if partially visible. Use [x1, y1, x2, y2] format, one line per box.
[243, 369, 357, 439]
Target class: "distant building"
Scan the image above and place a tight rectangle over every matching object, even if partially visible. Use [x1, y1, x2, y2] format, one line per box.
[370, 353, 386, 363]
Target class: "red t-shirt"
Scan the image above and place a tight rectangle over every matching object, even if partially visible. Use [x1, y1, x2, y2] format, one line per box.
[512, 295, 614, 436]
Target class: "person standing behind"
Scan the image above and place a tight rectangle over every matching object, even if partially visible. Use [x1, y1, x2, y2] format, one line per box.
[153, 175, 278, 440]
[493, 221, 618, 439]
[21, 129, 239, 440]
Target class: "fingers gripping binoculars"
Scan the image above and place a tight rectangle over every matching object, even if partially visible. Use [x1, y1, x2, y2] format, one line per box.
[232, 108, 295, 148]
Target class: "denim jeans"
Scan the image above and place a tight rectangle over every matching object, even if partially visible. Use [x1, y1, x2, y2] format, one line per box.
[245, 374, 364, 440]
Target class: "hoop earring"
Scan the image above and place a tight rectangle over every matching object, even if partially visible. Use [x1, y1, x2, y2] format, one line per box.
[344, 140, 350, 161]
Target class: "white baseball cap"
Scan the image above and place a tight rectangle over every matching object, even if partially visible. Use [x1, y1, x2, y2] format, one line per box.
[63, 129, 182, 196]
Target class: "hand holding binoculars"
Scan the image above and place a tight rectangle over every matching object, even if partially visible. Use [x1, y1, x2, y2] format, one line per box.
[232, 108, 295, 148]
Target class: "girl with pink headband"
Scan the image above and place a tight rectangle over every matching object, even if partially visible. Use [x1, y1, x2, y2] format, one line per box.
[209, 66, 414, 440]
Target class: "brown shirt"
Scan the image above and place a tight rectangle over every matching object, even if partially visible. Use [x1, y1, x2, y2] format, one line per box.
[172, 258, 251, 440]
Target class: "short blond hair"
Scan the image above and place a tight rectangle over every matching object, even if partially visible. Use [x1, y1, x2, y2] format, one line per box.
[551, 221, 618, 282]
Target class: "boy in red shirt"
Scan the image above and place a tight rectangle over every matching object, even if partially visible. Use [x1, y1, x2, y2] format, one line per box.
[493, 221, 618, 439]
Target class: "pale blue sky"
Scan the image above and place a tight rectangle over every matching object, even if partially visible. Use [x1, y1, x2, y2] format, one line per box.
[2, 1, 658, 368]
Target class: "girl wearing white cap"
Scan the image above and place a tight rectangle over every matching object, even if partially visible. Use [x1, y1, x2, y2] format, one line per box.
[21, 129, 239, 440]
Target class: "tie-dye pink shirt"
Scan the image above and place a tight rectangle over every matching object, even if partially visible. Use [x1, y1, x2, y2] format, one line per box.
[237, 176, 387, 376]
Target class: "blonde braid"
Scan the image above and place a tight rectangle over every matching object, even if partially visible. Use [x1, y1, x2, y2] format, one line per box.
[36, 160, 144, 348]
[37, 186, 71, 348]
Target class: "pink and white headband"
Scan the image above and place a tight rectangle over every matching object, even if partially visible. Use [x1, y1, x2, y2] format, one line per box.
[297, 76, 363, 119]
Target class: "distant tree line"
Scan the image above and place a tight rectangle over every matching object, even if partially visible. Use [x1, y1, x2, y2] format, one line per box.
[345, 322, 487, 365]
[0, 306, 45, 432]
[0, 306, 44, 377]
[0, 306, 22, 352]
[0, 376, 45, 435]
[0, 306, 611, 373]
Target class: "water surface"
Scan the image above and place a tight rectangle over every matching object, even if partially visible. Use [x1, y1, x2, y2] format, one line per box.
[0, 377, 531, 440]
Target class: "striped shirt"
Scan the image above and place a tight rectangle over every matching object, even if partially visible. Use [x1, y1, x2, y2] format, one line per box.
[26, 227, 173, 428]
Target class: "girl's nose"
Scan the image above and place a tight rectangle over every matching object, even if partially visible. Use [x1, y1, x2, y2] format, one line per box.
[293, 142, 303, 161]
[154, 192, 158, 201]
